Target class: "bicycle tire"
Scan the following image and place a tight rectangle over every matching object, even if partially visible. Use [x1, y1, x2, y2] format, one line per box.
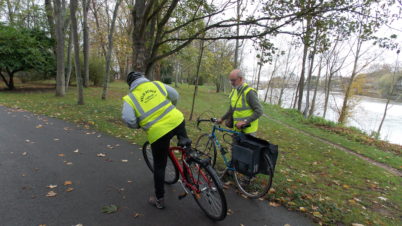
[195, 133, 217, 167]
[233, 154, 273, 199]
[185, 160, 227, 221]
[142, 141, 179, 184]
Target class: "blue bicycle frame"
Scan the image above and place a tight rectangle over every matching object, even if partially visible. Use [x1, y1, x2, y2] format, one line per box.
[206, 123, 241, 171]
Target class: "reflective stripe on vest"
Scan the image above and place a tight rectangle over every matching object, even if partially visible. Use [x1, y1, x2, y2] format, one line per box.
[122, 81, 184, 143]
[230, 83, 258, 133]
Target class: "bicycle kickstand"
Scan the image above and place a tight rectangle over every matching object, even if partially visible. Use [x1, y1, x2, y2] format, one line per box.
[177, 179, 189, 200]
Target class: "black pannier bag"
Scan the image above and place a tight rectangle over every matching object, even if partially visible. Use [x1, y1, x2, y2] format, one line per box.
[232, 134, 278, 177]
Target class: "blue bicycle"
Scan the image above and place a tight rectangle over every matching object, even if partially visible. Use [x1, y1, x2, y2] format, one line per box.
[196, 117, 273, 199]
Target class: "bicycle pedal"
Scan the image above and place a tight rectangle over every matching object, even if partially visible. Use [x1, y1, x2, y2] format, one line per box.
[178, 192, 187, 200]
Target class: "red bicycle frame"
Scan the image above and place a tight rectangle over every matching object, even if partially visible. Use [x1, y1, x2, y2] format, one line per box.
[168, 146, 212, 194]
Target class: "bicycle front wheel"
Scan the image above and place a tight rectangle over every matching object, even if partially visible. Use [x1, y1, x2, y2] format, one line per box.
[186, 161, 227, 221]
[195, 133, 217, 166]
[233, 155, 273, 199]
[142, 141, 179, 184]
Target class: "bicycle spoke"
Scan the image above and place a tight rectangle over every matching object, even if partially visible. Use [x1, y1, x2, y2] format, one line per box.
[187, 161, 227, 221]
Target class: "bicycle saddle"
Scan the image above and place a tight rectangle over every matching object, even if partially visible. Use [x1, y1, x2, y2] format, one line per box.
[177, 136, 192, 147]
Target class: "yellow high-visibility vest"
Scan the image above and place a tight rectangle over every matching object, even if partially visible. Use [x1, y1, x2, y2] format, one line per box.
[123, 81, 184, 144]
[230, 83, 258, 134]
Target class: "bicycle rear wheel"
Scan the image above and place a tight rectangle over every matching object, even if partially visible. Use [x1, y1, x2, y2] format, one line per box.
[142, 141, 179, 184]
[233, 155, 273, 199]
[186, 160, 227, 221]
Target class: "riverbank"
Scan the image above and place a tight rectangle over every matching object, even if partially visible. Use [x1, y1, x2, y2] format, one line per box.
[257, 88, 402, 145]
[1, 81, 401, 225]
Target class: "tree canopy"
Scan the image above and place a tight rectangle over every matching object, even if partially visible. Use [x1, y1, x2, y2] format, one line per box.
[0, 24, 54, 89]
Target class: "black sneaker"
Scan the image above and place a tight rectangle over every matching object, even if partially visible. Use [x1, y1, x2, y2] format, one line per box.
[148, 196, 165, 209]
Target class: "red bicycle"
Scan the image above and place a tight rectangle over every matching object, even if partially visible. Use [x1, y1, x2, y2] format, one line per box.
[142, 138, 227, 221]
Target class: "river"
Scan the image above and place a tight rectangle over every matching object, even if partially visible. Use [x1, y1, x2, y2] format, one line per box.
[258, 89, 402, 145]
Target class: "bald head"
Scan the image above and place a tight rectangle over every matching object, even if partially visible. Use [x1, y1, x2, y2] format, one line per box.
[229, 69, 244, 87]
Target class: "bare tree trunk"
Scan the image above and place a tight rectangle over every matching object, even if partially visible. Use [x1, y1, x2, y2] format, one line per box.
[256, 61, 263, 91]
[303, 26, 320, 117]
[91, 0, 107, 57]
[102, 0, 122, 100]
[309, 56, 323, 117]
[54, 0, 66, 97]
[338, 37, 363, 124]
[292, 81, 299, 109]
[264, 57, 278, 103]
[70, 0, 84, 105]
[45, 0, 56, 56]
[189, 39, 206, 121]
[278, 46, 293, 106]
[297, 16, 312, 111]
[132, 0, 149, 73]
[82, 0, 90, 87]
[377, 50, 400, 135]
[65, 24, 73, 91]
[234, 0, 241, 68]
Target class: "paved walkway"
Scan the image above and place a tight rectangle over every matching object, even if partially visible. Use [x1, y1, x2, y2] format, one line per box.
[0, 105, 313, 226]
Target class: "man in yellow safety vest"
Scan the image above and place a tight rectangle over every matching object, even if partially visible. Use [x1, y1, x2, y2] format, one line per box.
[218, 69, 263, 135]
[122, 71, 189, 209]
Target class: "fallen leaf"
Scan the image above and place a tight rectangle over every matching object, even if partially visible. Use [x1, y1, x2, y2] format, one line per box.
[268, 188, 276, 194]
[284, 224, 291, 226]
[58, 154, 65, 157]
[53, 138, 60, 141]
[299, 207, 307, 212]
[64, 181, 73, 186]
[73, 224, 83, 226]
[66, 187, 74, 192]
[227, 209, 234, 215]
[127, 180, 133, 183]
[269, 202, 281, 207]
[313, 212, 322, 218]
[107, 145, 114, 149]
[343, 184, 350, 189]
[25, 139, 30, 143]
[65, 162, 73, 165]
[132, 213, 143, 218]
[351, 224, 365, 226]
[97, 153, 106, 157]
[46, 191, 57, 197]
[348, 199, 357, 205]
[74, 149, 79, 153]
[101, 204, 118, 214]
[36, 124, 43, 128]
[47, 185, 58, 189]
[378, 196, 387, 201]
[22, 152, 27, 156]
[121, 159, 128, 163]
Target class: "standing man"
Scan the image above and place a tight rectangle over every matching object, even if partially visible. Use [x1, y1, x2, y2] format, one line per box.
[218, 69, 263, 135]
[122, 71, 189, 209]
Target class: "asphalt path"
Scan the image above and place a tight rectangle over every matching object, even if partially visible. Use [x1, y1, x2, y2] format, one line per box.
[0, 105, 313, 226]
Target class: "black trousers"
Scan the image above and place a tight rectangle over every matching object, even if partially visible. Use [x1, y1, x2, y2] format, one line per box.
[150, 121, 188, 199]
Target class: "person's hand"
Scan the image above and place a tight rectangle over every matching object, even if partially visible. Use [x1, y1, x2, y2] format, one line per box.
[235, 121, 248, 129]
[216, 118, 223, 124]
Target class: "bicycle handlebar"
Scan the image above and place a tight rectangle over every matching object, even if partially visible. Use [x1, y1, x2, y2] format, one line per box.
[197, 117, 250, 130]
[196, 118, 217, 130]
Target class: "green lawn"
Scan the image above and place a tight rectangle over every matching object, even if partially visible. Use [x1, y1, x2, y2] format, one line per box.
[0, 81, 401, 225]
